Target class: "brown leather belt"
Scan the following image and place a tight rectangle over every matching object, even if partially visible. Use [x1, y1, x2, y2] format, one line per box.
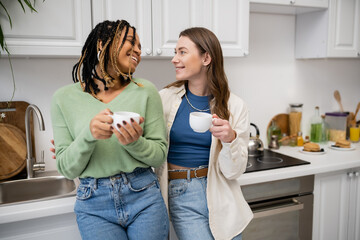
[168, 168, 208, 180]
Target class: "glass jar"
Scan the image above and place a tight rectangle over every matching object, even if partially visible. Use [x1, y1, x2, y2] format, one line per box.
[289, 103, 303, 136]
[310, 106, 323, 142]
[325, 112, 347, 142]
[297, 131, 304, 146]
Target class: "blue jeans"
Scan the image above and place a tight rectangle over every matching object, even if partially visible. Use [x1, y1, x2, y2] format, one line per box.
[169, 176, 242, 240]
[74, 168, 169, 240]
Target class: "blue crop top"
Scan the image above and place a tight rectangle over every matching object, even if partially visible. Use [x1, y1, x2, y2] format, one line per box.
[167, 88, 212, 168]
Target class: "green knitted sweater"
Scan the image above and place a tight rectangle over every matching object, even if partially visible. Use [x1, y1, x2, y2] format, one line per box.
[51, 78, 167, 179]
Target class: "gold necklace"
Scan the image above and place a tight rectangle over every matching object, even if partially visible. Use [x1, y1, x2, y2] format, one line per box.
[184, 92, 210, 112]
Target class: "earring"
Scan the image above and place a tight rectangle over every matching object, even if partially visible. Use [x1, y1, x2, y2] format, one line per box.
[97, 51, 101, 60]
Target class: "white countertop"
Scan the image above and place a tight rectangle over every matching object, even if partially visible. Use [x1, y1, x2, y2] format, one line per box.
[238, 142, 360, 186]
[1, 142, 359, 224]
[0, 196, 76, 224]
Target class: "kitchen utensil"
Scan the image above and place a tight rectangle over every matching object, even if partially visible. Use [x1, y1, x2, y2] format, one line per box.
[0, 123, 27, 180]
[329, 145, 355, 151]
[354, 102, 360, 122]
[333, 90, 344, 112]
[299, 149, 326, 155]
[0, 101, 34, 180]
[248, 123, 264, 157]
[347, 112, 355, 127]
[268, 135, 280, 149]
[267, 114, 289, 136]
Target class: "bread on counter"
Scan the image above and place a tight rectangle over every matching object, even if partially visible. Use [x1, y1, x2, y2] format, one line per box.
[303, 142, 321, 152]
[334, 139, 351, 148]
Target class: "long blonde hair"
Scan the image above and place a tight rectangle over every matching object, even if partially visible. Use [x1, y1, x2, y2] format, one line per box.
[166, 27, 230, 120]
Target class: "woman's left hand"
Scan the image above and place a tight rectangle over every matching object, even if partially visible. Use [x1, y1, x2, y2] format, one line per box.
[112, 117, 145, 145]
[210, 114, 236, 143]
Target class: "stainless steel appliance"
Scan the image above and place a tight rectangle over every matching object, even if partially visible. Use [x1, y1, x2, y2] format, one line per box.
[245, 149, 310, 173]
[248, 123, 264, 157]
[242, 175, 314, 240]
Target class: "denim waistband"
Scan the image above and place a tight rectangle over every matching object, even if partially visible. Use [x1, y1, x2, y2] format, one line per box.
[79, 167, 152, 188]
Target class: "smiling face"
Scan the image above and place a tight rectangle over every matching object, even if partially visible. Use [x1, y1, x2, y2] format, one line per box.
[172, 36, 207, 82]
[114, 27, 142, 74]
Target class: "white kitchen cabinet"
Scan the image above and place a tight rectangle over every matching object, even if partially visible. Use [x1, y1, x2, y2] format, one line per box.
[295, 0, 360, 58]
[0, 0, 92, 57]
[0, 212, 81, 240]
[92, 0, 249, 57]
[250, 0, 328, 14]
[313, 168, 360, 240]
[91, 0, 153, 57]
[250, 0, 328, 8]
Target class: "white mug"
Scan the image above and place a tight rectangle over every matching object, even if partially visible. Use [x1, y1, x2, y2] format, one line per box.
[189, 112, 213, 133]
[111, 111, 140, 132]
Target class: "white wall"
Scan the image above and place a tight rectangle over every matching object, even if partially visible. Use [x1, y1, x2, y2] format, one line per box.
[1, 13, 359, 172]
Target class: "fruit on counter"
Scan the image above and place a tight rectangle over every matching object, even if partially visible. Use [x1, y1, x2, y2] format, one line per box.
[334, 139, 351, 148]
[303, 142, 321, 152]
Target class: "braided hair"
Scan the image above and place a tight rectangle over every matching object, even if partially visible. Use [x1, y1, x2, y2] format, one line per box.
[72, 20, 141, 98]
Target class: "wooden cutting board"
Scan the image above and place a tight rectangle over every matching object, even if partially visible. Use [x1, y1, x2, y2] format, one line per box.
[267, 113, 289, 136]
[0, 123, 27, 180]
[0, 101, 34, 180]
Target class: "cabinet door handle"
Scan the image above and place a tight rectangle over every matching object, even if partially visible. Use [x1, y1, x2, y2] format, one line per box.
[253, 198, 304, 219]
[156, 49, 162, 55]
[355, 172, 359, 177]
[145, 49, 152, 55]
[290, 0, 295, 4]
[348, 172, 354, 178]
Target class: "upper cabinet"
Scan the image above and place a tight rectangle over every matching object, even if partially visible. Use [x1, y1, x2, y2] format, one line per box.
[295, 0, 360, 58]
[250, 0, 328, 14]
[92, 0, 249, 57]
[91, 0, 153, 57]
[0, 0, 92, 57]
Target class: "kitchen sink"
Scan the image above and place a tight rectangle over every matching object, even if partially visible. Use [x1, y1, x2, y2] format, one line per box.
[0, 175, 77, 205]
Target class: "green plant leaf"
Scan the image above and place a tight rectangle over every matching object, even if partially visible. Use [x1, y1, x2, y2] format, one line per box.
[16, 0, 26, 12]
[0, 1, 13, 28]
[23, 0, 37, 13]
[0, 25, 4, 51]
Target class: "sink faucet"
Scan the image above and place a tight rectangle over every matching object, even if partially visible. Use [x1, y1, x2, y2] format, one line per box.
[25, 104, 45, 178]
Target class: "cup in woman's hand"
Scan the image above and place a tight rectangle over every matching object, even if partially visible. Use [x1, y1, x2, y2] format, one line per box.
[111, 111, 140, 132]
[189, 112, 213, 133]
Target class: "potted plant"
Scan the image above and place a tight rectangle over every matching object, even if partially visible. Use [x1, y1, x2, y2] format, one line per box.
[0, 0, 43, 108]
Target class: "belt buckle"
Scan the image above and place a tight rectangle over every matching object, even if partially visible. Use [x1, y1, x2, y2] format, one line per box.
[194, 168, 199, 178]
[194, 166, 205, 178]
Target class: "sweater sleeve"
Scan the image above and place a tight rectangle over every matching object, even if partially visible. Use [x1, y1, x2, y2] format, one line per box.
[51, 93, 97, 180]
[122, 84, 168, 168]
[217, 96, 250, 180]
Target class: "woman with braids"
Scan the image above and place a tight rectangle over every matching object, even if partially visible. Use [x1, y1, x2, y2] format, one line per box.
[50, 20, 169, 240]
[156, 27, 253, 240]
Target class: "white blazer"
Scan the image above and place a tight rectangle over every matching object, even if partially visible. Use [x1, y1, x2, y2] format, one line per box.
[156, 84, 253, 240]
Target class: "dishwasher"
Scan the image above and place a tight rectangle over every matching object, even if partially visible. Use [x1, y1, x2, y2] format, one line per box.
[242, 175, 314, 240]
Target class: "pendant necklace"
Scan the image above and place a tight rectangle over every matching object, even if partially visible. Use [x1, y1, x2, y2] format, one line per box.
[184, 91, 210, 112]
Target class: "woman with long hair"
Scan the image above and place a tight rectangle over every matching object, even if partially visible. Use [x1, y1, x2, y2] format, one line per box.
[156, 27, 253, 240]
[51, 20, 169, 240]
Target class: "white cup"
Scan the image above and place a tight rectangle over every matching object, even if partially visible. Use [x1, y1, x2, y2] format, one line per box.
[111, 111, 140, 132]
[189, 112, 213, 133]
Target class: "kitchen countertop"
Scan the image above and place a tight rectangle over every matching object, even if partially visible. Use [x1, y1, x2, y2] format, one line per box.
[1, 142, 359, 224]
[238, 142, 360, 186]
